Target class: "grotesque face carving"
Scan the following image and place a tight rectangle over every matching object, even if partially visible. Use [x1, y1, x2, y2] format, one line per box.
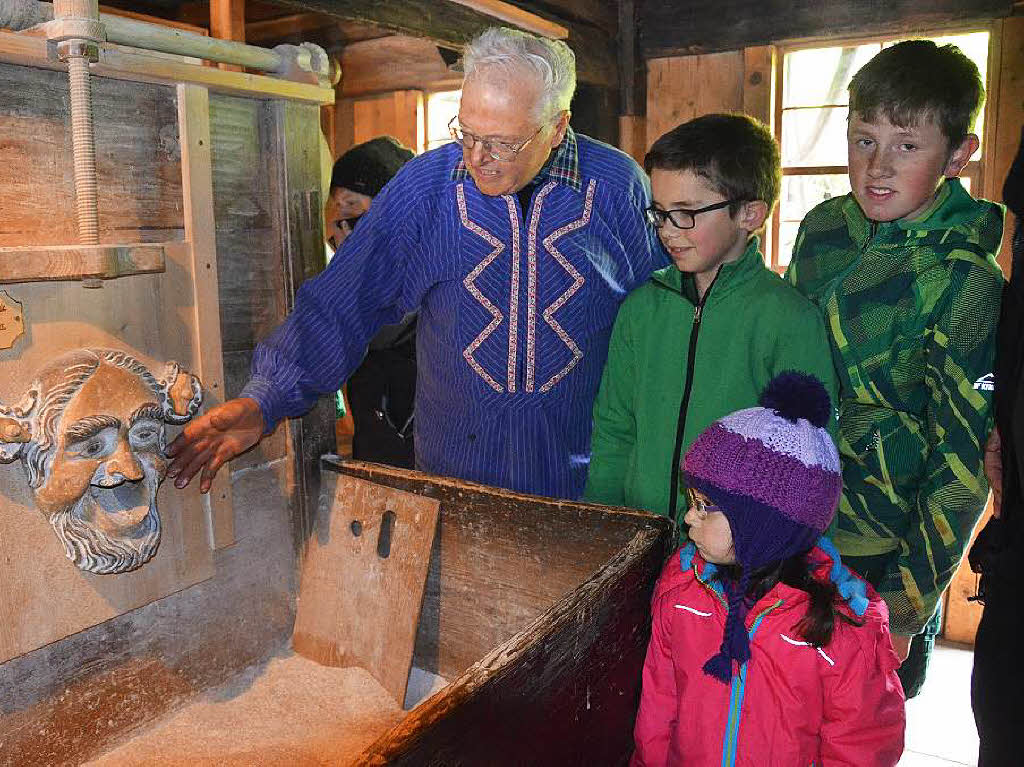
[0, 349, 202, 574]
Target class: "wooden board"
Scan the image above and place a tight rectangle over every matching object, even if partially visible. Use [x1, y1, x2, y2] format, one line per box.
[293, 473, 440, 706]
[645, 51, 744, 150]
[348, 91, 425, 153]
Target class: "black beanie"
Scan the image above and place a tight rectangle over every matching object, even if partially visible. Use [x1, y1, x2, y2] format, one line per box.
[330, 136, 415, 197]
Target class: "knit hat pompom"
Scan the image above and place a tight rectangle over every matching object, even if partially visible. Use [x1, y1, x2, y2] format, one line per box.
[759, 371, 831, 427]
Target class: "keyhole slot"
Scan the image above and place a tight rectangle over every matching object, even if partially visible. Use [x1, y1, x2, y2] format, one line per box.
[350, 520, 362, 537]
[376, 510, 396, 559]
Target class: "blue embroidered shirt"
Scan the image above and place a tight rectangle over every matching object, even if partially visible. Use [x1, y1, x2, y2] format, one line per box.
[241, 129, 662, 499]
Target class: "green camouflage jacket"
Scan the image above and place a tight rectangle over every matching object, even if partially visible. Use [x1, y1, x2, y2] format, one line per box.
[786, 178, 1004, 634]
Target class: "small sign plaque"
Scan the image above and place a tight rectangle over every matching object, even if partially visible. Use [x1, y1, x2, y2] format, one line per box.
[0, 291, 24, 350]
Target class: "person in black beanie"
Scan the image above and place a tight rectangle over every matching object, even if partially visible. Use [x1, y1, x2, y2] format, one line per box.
[971, 125, 1024, 767]
[327, 136, 418, 468]
[326, 136, 415, 252]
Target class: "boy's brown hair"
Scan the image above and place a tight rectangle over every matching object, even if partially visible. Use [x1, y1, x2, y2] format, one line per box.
[644, 113, 781, 217]
[849, 39, 984, 150]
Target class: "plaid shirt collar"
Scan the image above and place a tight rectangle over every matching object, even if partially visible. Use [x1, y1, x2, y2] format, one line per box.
[450, 126, 581, 193]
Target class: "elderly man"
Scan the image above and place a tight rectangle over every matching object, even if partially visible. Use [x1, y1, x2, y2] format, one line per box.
[168, 26, 661, 500]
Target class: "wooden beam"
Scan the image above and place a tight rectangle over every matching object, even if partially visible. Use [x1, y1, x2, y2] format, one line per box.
[0, 243, 171, 283]
[271, 0, 617, 86]
[245, 12, 330, 43]
[210, 0, 245, 71]
[445, 0, 568, 39]
[175, 83, 234, 549]
[640, 0, 1016, 58]
[340, 35, 461, 97]
[618, 0, 643, 116]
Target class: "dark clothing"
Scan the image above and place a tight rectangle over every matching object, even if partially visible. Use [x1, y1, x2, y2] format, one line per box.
[972, 126, 1024, 766]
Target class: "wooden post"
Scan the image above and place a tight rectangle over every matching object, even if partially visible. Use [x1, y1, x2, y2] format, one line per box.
[210, 0, 245, 72]
[176, 83, 235, 549]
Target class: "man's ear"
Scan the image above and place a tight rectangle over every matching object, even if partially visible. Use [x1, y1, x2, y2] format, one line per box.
[737, 200, 770, 233]
[945, 134, 980, 177]
[550, 110, 571, 147]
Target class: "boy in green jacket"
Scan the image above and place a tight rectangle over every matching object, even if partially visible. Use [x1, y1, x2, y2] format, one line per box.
[785, 40, 1004, 697]
[585, 114, 836, 525]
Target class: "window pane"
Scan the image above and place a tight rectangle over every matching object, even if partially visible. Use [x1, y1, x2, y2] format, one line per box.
[777, 174, 851, 266]
[426, 90, 461, 151]
[780, 106, 849, 167]
[782, 44, 881, 108]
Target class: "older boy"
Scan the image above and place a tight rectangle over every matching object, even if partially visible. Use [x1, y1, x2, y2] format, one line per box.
[786, 40, 1004, 697]
[585, 114, 836, 523]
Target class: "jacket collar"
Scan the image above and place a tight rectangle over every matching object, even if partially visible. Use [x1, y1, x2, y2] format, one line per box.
[842, 177, 1004, 256]
[449, 126, 582, 193]
[651, 237, 766, 301]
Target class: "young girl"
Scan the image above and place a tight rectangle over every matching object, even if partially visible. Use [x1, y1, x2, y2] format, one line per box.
[631, 373, 905, 766]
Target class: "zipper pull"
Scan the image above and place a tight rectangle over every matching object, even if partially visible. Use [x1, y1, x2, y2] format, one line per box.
[694, 303, 703, 324]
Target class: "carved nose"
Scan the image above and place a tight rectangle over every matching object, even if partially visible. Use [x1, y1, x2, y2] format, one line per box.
[104, 442, 145, 483]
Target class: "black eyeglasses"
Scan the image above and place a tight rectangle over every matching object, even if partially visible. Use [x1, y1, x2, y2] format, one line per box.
[448, 117, 545, 162]
[645, 199, 742, 230]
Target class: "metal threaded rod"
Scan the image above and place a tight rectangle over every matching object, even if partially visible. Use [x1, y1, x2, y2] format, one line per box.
[66, 53, 98, 245]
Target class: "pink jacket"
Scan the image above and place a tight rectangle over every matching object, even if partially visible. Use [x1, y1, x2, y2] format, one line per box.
[631, 543, 905, 766]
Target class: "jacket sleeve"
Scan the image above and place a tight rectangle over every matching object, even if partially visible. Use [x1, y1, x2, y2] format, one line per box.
[241, 168, 425, 432]
[876, 259, 1002, 634]
[584, 299, 637, 506]
[819, 618, 906, 766]
[630, 592, 678, 767]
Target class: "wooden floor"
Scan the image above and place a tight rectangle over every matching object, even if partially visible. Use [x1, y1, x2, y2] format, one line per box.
[86, 654, 412, 766]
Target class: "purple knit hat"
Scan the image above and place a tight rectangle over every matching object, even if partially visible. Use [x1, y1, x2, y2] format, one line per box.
[683, 372, 841, 683]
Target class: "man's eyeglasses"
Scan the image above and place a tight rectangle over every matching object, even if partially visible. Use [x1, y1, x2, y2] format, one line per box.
[645, 199, 742, 230]
[449, 117, 545, 162]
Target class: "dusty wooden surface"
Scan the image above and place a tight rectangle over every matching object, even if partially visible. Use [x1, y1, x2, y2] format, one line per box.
[0, 62, 184, 247]
[294, 475, 440, 705]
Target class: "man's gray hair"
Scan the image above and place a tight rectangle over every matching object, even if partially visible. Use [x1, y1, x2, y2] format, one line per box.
[462, 27, 576, 123]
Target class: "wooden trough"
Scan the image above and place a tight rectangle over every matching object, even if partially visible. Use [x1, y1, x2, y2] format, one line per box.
[39, 461, 671, 766]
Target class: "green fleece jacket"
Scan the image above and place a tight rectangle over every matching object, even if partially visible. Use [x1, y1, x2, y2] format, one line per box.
[786, 178, 1004, 635]
[585, 239, 837, 520]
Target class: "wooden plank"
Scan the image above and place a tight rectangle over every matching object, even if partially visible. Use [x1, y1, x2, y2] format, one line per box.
[355, 523, 670, 765]
[641, 0, 1015, 58]
[351, 91, 425, 153]
[271, 0, 617, 86]
[329, 460, 668, 679]
[0, 243, 170, 283]
[988, 16, 1024, 276]
[0, 31, 334, 106]
[99, 4, 208, 35]
[294, 474, 441, 706]
[176, 84, 234, 549]
[210, 0, 246, 72]
[618, 114, 647, 165]
[445, 0, 568, 39]
[743, 45, 776, 128]
[618, 0, 644, 116]
[645, 52, 744, 150]
[340, 36, 461, 98]
[0, 58, 184, 247]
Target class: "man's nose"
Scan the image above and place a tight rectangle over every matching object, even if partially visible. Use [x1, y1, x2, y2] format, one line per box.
[467, 139, 490, 166]
[104, 440, 145, 482]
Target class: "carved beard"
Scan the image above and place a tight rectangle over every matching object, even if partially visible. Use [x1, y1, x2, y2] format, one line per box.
[48, 466, 162, 575]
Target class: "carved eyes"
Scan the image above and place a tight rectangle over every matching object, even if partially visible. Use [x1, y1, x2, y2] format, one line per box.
[67, 420, 163, 460]
[129, 420, 161, 450]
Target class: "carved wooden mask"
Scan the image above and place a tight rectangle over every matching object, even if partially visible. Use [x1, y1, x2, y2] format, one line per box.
[0, 349, 202, 574]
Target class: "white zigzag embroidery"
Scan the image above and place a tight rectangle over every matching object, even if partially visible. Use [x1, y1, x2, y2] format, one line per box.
[537, 178, 597, 393]
[456, 184, 505, 393]
[505, 195, 521, 392]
